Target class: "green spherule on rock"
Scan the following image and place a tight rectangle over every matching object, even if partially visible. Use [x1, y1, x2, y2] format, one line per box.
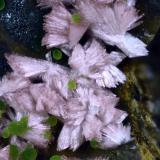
[67, 80, 77, 90]
[20, 146, 37, 160]
[52, 49, 63, 61]
[72, 13, 82, 24]
[0, 0, 5, 11]
[50, 155, 61, 160]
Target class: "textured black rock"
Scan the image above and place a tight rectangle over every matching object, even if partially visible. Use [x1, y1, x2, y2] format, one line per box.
[139, 0, 160, 16]
[0, 0, 49, 54]
[145, 0, 160, 16]
[147, 28, 160, 70]
[0, 42, 12, 78]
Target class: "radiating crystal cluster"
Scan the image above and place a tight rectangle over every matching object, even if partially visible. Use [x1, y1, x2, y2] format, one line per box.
[0, 0, 148, 157]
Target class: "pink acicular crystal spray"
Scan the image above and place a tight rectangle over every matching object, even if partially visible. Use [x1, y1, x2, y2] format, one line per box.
[0, 0, 148, 156]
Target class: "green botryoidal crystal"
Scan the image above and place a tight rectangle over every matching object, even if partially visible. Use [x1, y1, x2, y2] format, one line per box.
[46, 116, 57, 127]
[20, 146, 37, 160]
[43, 130, 52, 140]
[9, 145, 19, 160]
[2, 127, 10, 138]
[52, 49, 63, 61]
[50, 155, 61, 160]
[67, 80, 77, 90]
[9, 145, 37, 160]
[0, 100, 6, 118]
[0, 0, 5, 11]
[72, 13, 82, 24]
[2, 116, 30, 138]
[0, 100, 6, 110]
[90, 139, 99, 149]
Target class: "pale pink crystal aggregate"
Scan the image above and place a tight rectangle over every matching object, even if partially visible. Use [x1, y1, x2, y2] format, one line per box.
[0, 49, 130, 151]
[76, 0, 148, 57]
[0, 0, 149, 153]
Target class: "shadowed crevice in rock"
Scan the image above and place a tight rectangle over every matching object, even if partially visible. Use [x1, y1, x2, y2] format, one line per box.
[0, 42, 12, 78]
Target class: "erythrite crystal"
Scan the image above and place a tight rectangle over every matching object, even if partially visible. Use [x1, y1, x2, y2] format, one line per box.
[0, 146, 9, 160]
[0, 0, 149, 153]
[77, 0, 148, 57]
[41, 3, 89, 53]
[37, 0, 76, 8]
[94, 0, 114, 4]
[15, 113, 51, 148]
[0, 52, 130, 150]
[69, 40, 126, 88]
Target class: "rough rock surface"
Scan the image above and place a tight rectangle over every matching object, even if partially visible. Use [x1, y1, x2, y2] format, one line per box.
[0, 0, 48, 53]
